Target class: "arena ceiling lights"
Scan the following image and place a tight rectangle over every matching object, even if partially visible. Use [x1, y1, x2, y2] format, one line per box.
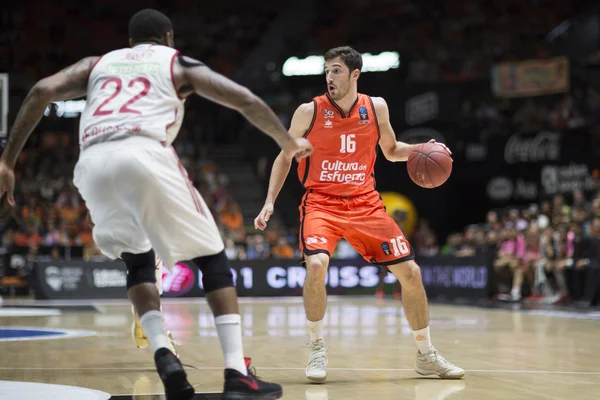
[282, 51, 400, 76]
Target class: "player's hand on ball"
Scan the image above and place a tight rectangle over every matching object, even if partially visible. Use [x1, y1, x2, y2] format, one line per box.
[283, 138, 313, 162]
[427, 139, 452, 158]
[254, 203, 274, 231]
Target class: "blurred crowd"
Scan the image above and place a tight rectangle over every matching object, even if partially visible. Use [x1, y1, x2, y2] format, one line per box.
[290, 0, 579, 82]
[413, 188, 600, 306]
[1, 0, 278, 95]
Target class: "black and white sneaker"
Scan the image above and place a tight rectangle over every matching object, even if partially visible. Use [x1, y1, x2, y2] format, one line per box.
[154, 348, 195, 400]
[223, 357, 283, 400]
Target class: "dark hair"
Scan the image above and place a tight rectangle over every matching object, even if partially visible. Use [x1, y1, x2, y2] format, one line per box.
[324, 46, 362, 72]
[128, 9, 173, 44]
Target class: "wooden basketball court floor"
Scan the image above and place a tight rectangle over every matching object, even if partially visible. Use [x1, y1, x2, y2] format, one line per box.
[1, 296, 599, 399]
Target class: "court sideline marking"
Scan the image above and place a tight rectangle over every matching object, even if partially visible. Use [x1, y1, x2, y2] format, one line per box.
[0, 366, 598, 375]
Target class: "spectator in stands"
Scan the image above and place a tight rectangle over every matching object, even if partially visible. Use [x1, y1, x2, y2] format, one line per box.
[246, 234, 270, 260]
[573, 217, 600, 305]
[224, 237, 238, 260]
[441, 233, 463, 256]
[418, 234, 439, 257]
[542, 225, 573, 303]
[219, 195, 244, 238]
[271, 237, 294, 259]
[484, 210, 502, 232]
[495, 228, 526, 301]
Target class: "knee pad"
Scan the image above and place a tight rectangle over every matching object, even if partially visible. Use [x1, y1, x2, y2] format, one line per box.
[193, 250, 234, 293]
[121, 249, 157, 289]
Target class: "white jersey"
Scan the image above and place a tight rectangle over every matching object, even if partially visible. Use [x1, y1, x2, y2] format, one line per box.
[79, 44, 184, 150]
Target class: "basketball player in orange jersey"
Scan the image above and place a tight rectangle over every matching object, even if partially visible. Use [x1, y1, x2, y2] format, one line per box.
[255, 46, 464, 382]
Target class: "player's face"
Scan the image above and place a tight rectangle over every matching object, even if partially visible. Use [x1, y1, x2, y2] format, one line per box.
[325, 57, 357, 100]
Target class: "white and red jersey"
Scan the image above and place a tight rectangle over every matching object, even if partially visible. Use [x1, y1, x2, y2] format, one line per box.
[79, 44, 184, 150]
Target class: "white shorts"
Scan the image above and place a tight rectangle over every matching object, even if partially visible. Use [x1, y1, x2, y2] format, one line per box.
[73, 137, 224, 267]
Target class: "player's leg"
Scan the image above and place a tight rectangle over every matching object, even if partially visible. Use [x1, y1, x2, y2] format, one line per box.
[136, 146, 282, 399]
[385, 260, 462, 379]
[347, 192, 464, 379]
[132, 255, 178, 356]
[299, 194, 342, 383]
[303, 253, 331, 382]
[74, 150, 193, 400]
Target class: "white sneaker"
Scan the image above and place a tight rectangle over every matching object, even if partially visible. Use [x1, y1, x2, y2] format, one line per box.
[305, 339, 328, 382]
[415, 350, 465, 379]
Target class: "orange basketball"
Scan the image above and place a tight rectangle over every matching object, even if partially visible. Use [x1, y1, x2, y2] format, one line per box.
[407, 142, 452, 188]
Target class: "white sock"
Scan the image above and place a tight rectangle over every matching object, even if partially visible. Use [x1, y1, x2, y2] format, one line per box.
[413, 326, 434, 355]
[307, 319, 324, 342]
[139, 310, 171, 353]
[215, 314, 247, 375]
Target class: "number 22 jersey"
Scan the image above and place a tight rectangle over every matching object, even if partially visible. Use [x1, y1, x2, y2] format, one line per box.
[297, 93, 380, 197]
[79, 44, 185, 150]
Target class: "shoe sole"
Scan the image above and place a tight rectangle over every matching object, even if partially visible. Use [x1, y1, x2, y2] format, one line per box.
[163, 369, 195, 400]
[306, 374, 327, 383]
[222, 389, 283, 400]
[415, 367, 465, 380]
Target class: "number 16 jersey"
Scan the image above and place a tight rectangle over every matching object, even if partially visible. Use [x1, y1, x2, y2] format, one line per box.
[79, 44, 184, 150]
[297, 93, 379, 197]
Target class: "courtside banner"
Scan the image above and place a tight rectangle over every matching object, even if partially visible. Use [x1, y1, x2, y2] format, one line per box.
[34, 260, 128, 300]
[491, 57, 569, 98]
[34, 256, 491, 300]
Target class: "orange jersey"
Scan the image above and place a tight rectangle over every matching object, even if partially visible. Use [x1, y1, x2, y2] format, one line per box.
[297, 93, 379, 197]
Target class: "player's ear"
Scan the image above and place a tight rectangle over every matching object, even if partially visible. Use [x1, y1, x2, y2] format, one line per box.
[352, 69, 361, 81]
[165, 31, 175, 48]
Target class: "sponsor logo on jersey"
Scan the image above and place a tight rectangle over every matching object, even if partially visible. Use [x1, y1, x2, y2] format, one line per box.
[323, 109, 335, 118]
[324, 120, 333, 128]
[106, 62, 160, 76]
[381, 242, 391, 255]
[358, 106, 370, 124]
[81, 123, 141, 143]
[319, 160, 368, 184]
[306, 236, 328, 245]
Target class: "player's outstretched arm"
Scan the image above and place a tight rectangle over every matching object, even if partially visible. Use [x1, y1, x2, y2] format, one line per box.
[0, 57, 98, 205]
[174, 55, 312, 162]
[254, 102, 314, 231]
[374, 97, 451, 162]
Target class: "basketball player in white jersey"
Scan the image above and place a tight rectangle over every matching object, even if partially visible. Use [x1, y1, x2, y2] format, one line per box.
[0, 9, 312, 400]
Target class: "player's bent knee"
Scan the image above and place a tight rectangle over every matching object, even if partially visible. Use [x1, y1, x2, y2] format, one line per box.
[389, 260, 422, 287]
[193, 250, 234, 293]
[122, 250, 157, 290]
[305, 255, 329, 280]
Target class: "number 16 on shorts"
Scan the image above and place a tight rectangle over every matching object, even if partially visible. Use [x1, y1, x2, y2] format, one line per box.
[390, 236, 410, 256]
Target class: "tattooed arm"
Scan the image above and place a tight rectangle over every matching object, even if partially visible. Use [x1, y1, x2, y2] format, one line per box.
[0, 57, 98, 205]
[172, 54, 312, 161]
[0, 56, 98, 167]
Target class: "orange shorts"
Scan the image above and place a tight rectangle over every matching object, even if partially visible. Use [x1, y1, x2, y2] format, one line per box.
[299, 190, 414, 266]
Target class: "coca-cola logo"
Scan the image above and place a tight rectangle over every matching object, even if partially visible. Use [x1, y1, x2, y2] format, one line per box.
[504, 131, 560, 164]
